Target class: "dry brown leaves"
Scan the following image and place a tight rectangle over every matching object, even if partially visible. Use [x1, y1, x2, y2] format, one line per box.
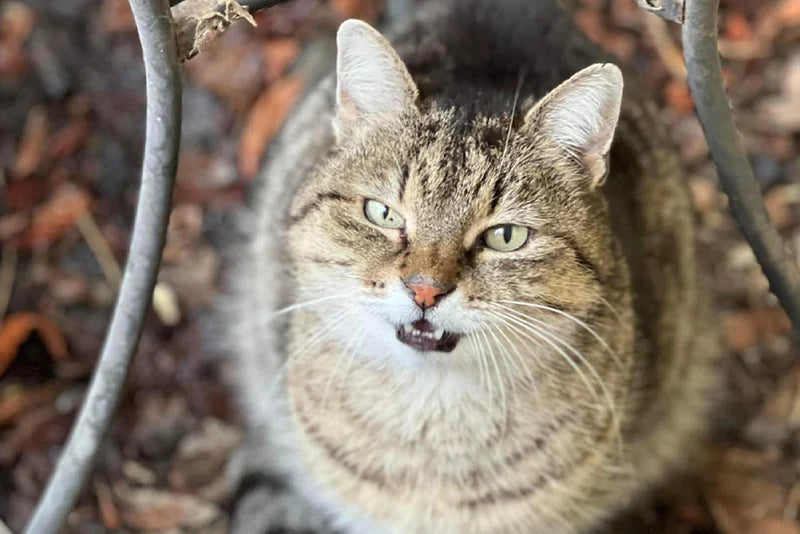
[0, 2, 34, 81]
[238, 74, 304, 179]
[0, 312, 68, 377]
[722, 307, 793, 353]
[25, 186, 91, 248]
[115, 484, 220, 531]
[186, 32, 264, 112]
[100, 0, 136, 34]
[14, 105, 49, 178]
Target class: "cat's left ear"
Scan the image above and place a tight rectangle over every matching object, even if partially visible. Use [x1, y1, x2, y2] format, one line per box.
[523, 63, 623, 188]
[334, 19, 419, 141]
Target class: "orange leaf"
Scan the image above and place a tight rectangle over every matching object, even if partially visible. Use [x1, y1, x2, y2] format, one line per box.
[238, 75, 304, 179]
[0, 312, 69, 377]
[26, 186, 91, 247]
[777, 0, 800, 26]
[725, 12, 753, 41]
[14, 106, 49, 178]
[663, 79, 695, 114]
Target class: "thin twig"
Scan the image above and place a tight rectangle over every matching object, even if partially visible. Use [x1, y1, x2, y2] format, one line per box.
[21, 0, 182, 532]
[76, 212, 123, 287]
[682, 0, 800, 337]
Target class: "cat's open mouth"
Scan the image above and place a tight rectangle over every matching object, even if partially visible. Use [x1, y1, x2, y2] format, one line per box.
[396, 319, 460, 352]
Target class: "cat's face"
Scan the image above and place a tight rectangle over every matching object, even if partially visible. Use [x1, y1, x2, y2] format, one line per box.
[287, 20, 625, 377]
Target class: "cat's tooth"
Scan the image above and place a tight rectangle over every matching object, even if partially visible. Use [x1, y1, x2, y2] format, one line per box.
[434, 328, 444, 340]
[403, 323, 413, 334]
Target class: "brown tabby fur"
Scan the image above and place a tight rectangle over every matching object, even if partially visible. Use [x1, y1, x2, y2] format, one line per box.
[227, 1, 716, 533]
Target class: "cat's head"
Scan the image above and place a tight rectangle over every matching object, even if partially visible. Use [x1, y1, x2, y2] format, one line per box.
[287, 20, 628, 377]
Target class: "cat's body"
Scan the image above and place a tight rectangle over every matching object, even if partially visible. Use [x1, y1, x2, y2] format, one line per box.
[225, 1, 714, 533]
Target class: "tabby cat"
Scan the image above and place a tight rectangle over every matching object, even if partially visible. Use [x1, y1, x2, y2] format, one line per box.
[226, 1, 714, 532]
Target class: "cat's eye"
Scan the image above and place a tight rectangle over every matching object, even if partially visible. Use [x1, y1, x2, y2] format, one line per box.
[364, 199, 405, 229]
[484, 224, 529, 252]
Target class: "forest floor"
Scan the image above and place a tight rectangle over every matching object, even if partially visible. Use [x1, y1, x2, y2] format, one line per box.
[2, 0, 800, 532]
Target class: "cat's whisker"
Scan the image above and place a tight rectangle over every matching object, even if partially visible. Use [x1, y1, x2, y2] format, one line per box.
[479, 328, 508, 431]
[335, 327, 369, 407]
[465, 329, 489, 395]
[490, 305, 624, 454]
[499, 67, 527, 169]
[321, 320, 368, 409]
[486, 309, 602, 407]
[498, 299, 623, 369]
[270, 293, 352, 319]
[486, 323, 523, 432]
[488, 319, 540, 403]
[262, 307, 356, 401]
[473, 330, 494, 404]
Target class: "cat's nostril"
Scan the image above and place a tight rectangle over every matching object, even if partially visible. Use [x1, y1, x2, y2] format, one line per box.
[403, 276, 455, 309]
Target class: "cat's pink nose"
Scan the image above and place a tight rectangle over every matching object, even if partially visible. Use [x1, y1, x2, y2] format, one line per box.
[408, 283, 445, 309]
[403, 275, 454, 309]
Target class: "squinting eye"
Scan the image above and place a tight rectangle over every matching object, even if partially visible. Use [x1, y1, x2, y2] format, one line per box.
[364, 199, 405, 229]
[484, 224, 529, 252]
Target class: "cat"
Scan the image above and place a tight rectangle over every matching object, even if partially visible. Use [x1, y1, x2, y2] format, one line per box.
[224, 1, 716, 532]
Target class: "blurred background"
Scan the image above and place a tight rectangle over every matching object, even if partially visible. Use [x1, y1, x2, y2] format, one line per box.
[1, 0, 800, 532]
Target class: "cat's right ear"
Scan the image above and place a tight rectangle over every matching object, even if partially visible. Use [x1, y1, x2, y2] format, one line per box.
[334, 19, 419, 141]
[523, 63, 623, 188]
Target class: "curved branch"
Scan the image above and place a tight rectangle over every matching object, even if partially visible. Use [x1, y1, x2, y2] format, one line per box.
[682, 0, 800, 335]
[22, 1, 182, 533]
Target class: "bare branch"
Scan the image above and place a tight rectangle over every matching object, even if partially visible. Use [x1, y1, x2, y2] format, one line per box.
[21, 0, 182, 532]
[681, 0, 800, 335]
[633, 0, 684, 24]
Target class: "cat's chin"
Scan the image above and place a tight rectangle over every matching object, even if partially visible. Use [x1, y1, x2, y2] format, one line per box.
[395, 319, 460, 353]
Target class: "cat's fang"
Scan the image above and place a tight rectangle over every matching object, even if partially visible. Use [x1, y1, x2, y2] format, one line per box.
[396, 321, 460, 352]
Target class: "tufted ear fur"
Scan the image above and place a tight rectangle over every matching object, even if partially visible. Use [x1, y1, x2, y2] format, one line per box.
[524, 63, 623, 187]
[334, 19, 419, 141]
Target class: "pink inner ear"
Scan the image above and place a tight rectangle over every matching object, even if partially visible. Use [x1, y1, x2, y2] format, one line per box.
[581, 133, 612, 187]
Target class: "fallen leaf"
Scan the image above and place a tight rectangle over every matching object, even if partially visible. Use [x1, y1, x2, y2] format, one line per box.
[238, 74, 304, 179]
[664, 78, 695, 114]
[776, 0, 800, 27]
[93, 477, 121, 531]
[14, 106, 49, 178]
[0, 312, 68, 376]
[49, 119, 89, 159]
[0, 382, 65, 426]
[722, 308, 792, 353]
[725, 12, 754, 41]
[101, 0, 136, 33]
[25, 186, 91, 247]
[0, 313, 69, 378]
[168, 418, 242, 492]
[115, 485, 219, 531]
[1, 2, 35, 44]
[187, 36, 263, 112]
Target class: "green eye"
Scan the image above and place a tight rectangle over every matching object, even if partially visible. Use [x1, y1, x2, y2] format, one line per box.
[484, 224, 529, 252]
[364, 199, 405, 229]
